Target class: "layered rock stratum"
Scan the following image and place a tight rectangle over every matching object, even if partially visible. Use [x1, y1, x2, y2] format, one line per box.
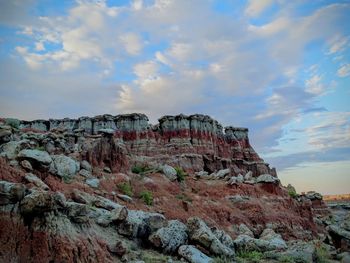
[0, 113, 349, 263]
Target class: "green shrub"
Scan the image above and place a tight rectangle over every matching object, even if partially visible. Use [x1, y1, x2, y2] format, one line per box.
[132, 164, 152, 174]
[175, 166, 187, 182]
[237, 250, 264, 263]
[5, 118, 20, 129]
[35, 145, 46, 151]
[279, 255, 295, 263]
[315, 243, 330, 263]
[288, 188, 298, 198]
[139, 190, 153, 205]
[118, 182, 133, 197]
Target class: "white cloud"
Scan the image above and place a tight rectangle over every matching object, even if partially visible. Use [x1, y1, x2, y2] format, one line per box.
[337, 64, 350, 77]
[133, 61, 158, 79]
[305, 74, 325, 95]
[119, 32, 143, 55]
[327, 34, 349, 54]
[245, 0, 274, 17]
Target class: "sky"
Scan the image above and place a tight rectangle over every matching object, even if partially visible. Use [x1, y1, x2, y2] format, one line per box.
[0, 0, 349, 195]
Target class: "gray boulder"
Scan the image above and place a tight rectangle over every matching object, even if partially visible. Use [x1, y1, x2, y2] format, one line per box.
[178, 245, 213, 263]
[259, 228, 287, 250]
[65, 201, 90, 223]
[244, 171, 253, 181]
[0, 140, 30, 160]
[21, 160, 33, 171]
[118, 210, 166, 238]
[238, 224, 254, 238]
[162, 164, 178, 181]
[52, 155, 80, 178]
[215, 168, 230, 179]
[80, 160, 92, 172]
[256, 174, 280, 184]
[187, 217, 235, 257]
[86, 178, 100, 188]
[18, 149, 52, 165]
[149, 220, 188, 254]
[79, 169, 91, 178]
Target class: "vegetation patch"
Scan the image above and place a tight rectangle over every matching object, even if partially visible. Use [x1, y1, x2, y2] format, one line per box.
[176, 193, 192, 203]
[131, 164, 153, 175]
[139, 190, 153, 205]
[315, 243, 331, 263]
[175, 166, 187, 182]
[118, 182, 133, 197]
[213, 256, 232, 263]
[236, 250, 264, 263]
[5, 118, 20, 129]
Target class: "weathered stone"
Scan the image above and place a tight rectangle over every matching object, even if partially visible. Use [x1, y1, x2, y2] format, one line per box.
[20, 189, 54, 215]
[117, 194, 133, 203]
[238, 224, 254, 238]
[18, 149, 52, 165]
[256, 174, 280, 184]
[162, 165, 178, 181]
[85, 178, 99, 188]
[259, 228, 287, 250]
[107, 240, 127, 256]
[149, 220, 188, 254]
[79, 169, 91, 178]
[103, 167, 112, 173]
[187, 217, 235, 257]
[0, 140, 30, 159]
[244, 171, 253, 181]
[80, 160, 92, 172]
[0, 180, 26, 205]
[215, 168, 230, 179]
[178, 245, 213, 263]
[65, 201, 90, 223]
[52, 155, 80, 178]
[24, 173, 49, 190]
[305, 191, 323, 200]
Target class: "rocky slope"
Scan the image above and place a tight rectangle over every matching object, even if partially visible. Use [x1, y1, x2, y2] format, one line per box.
[0, 114, 349, 263]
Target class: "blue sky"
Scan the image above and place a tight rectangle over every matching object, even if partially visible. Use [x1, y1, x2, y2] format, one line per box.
[0, 0, 349, 194]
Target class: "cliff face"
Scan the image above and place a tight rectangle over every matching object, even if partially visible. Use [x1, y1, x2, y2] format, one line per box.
[20, 113, 274, 176]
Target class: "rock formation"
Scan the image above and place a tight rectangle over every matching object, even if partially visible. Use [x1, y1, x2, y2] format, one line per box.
[0, 114, 346, 263]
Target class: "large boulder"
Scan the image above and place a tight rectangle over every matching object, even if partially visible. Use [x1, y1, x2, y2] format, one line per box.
[215, 168, 230, 179]
[118, 210, 166, 239]
[0, 180, 26, 205]
[0, 126, 12, 144]
[256, 174, 280, 184]
[18, 149, 52, 166]
[178, 245, 213, 263]
[51, 155, 80, 178]
[24, 173, 50, 190]
[149, 220, 188, 254]
[259, 228, 287, 250]
[187, 217, 235, 258]
[20, 189, 54, 216]
[162, 164, 177, 181]
[65, 201, 90, 223]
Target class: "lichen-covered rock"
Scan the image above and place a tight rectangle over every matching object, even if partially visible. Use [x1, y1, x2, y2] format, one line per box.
[238, 224, 254, 237]
[51, 154, 80, 178]
[178, 245, 213, 263]
[85, 178, 99, 188]
[65, 201, 90, 223]
[18, 149, 52, 165]
[80, 160, 92, 172]
[149, 220, 188, 254]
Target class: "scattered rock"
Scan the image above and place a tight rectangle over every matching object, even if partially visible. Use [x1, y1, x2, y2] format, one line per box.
[80, 160, 92, 172]
[178, 245, 213, 263]
[244, 171, 253, 181]
[117, 194, 133, 203]
[215, 168, 230, 179]
[149, 220, 188, 254]
[52, 155, 80, 178]
[305, 191, 323, 200]
[24, 173, 50, 190]
[65, 201, 90, 223]
[238, 224, 254, 238]
[18, 149, 52, 165]
[86, 178, 100, 188]
[256, 174, 280, 184]
[20, 189, 54, 216]
[103, 167, 112, 173]
[162, 165, 178, 181]
[108, 240, 127, 256]
[79, 169, 91, 178]
[187, 217, 235, 257]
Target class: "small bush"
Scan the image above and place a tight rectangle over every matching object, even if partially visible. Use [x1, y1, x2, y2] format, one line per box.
[237, 250, 264, 263]
[5, 118, 20, 129]
[132, 164, 152, 174]
[279, 255, 295, 263]
[35, 145, 46, 151]
[118, 182, 133, 197]
[288, 188, 298, 198]
[315, 243, 330, 263]
[62, 175, 73, 184]
[139, 190, 153, 205]
[175, 166, 187, 182]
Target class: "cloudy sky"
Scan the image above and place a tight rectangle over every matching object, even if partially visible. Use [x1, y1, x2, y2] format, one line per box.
[0, 0, 349, 194]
